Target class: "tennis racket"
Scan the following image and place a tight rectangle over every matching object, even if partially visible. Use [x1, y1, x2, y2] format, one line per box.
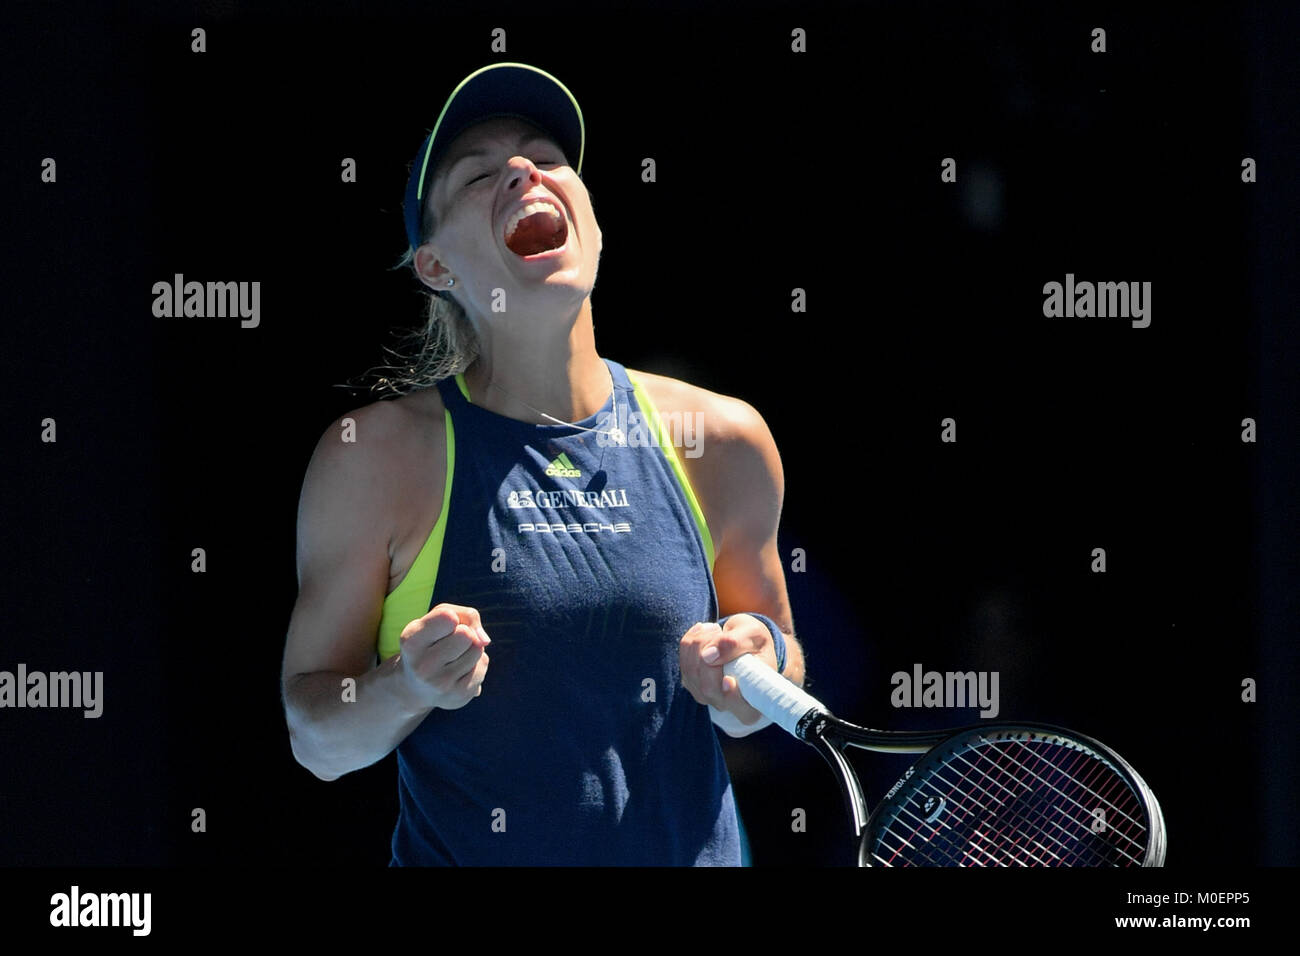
[723, 655, 1166, 867]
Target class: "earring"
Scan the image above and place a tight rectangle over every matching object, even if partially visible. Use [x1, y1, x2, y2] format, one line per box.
[446, 278, 455, 288]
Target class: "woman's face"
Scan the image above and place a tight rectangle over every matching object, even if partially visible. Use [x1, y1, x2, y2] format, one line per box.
[416, 116, 603, 316]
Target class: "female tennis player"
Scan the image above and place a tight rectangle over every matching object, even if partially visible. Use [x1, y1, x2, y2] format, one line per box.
[280, 62, 804, 865]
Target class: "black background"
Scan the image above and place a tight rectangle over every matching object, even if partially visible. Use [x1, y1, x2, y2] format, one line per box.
[2, 0, 1296, 884]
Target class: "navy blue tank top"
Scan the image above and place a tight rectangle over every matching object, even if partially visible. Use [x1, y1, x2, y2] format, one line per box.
[389, 358, 740, 865]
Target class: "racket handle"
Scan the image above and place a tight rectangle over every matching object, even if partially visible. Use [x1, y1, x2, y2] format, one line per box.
[723, 654, 829, 738]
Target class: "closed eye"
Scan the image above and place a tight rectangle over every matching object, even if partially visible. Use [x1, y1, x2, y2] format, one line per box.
[463, 158, 563, 190]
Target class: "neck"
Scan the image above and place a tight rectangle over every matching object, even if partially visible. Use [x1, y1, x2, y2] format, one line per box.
[461, 297, 609, 423]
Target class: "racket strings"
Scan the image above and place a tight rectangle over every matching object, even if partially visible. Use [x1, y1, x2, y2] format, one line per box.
[910, 743, 1140, 866]
[956, 741, 1147, 861]
[876, 750, 1058, 866]
[875, 778, 1076, 867]
[1016, 740, 1146, 861]
[894, 743, 1143, 866]
[987, 740, 1146, 832]
[870, 735, 1149, 866]
[958, 741, 1144, 866]
[876, 742, 1085, 866]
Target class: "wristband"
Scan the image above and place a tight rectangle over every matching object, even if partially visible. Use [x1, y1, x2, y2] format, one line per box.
[717, 612, 787, 674]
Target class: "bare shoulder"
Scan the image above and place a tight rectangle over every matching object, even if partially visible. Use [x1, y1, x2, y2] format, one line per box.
[624, 367, 772, 447]
[625, 366, 779, 461]
[624, 367, 783, 549]
[303, 388, 445, 491]
[343, 385, 447, 440]
[297, 388, 447, 573]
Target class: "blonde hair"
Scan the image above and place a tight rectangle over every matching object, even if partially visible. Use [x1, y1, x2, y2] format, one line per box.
[357, 247, 482, 398]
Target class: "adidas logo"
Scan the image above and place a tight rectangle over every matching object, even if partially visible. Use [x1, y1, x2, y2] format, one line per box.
[544, 452, 581, 479]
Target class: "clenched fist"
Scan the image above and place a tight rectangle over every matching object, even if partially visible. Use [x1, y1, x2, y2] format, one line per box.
[396, 603, 491, 711]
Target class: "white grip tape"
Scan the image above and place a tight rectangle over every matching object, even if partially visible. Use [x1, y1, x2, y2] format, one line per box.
[722, 654, 829, 737]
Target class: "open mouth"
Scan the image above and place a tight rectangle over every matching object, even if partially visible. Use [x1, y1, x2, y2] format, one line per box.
[503, 200, 569, 257]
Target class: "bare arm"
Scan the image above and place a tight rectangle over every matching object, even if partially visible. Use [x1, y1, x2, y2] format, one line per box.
[674, 390, 805, 731]
[709, 400, 805, 685]
[280, 402, 489, 781]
